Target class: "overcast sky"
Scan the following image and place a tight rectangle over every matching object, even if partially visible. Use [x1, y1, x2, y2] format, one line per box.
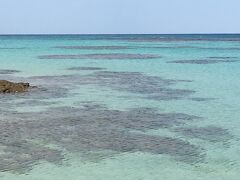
[0, 0, 239, 34]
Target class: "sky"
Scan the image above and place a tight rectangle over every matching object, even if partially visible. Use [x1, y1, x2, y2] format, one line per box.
[0, 0, 240, 34]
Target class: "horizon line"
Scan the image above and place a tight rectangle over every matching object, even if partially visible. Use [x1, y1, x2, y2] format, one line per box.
[0, 33, 240, 36]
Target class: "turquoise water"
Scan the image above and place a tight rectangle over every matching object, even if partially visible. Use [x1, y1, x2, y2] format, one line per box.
[0, 34, 240, 179]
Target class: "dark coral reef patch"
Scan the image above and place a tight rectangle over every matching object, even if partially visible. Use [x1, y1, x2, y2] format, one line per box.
[54, 46, 131, 50]
[0, 105, 202, 173]
[175, 126, 233, 143]
[167, 59, 239, 64]
[0, 69, 21, 75]
[38, 54, 161, 60]
[67, 67, 106, 71]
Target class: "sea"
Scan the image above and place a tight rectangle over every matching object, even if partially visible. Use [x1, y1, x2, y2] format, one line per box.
[0, 34, 240, 180]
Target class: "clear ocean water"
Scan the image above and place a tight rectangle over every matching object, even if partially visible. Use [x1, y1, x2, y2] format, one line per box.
[0, 34, 240, 180]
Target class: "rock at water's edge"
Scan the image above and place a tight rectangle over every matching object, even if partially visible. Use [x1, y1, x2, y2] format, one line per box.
[0, 80, 30, 93]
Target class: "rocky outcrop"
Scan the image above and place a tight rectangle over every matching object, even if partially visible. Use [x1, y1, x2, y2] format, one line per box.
[0, 80, 30, 93]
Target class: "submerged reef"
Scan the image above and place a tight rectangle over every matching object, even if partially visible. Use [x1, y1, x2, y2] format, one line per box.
[0, 69, 21, 75]
[38, 53, 161, 60]
[26, 70, 195, 101]
[54, 46, 131, 50]
[0, 105, 202, 173]
[0, 70, 232, 174]
[174, 126, 233, 143]
[67, 67, 106, 71]
[167, 59, 239, 64]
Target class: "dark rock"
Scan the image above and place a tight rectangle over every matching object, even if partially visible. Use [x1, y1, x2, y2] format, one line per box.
[0, 80, 30, 93]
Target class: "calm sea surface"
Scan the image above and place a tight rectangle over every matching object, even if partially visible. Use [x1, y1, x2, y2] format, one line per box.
[0, 34, 240, 180]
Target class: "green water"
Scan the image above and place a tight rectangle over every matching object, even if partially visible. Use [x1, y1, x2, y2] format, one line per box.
[0, 35, 240, 179]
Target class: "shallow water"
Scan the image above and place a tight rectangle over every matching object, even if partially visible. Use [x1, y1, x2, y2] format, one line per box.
[0, 34, 240, 180]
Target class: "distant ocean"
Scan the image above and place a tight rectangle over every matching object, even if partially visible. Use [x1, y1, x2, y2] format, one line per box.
[0, 34, 240, 180]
